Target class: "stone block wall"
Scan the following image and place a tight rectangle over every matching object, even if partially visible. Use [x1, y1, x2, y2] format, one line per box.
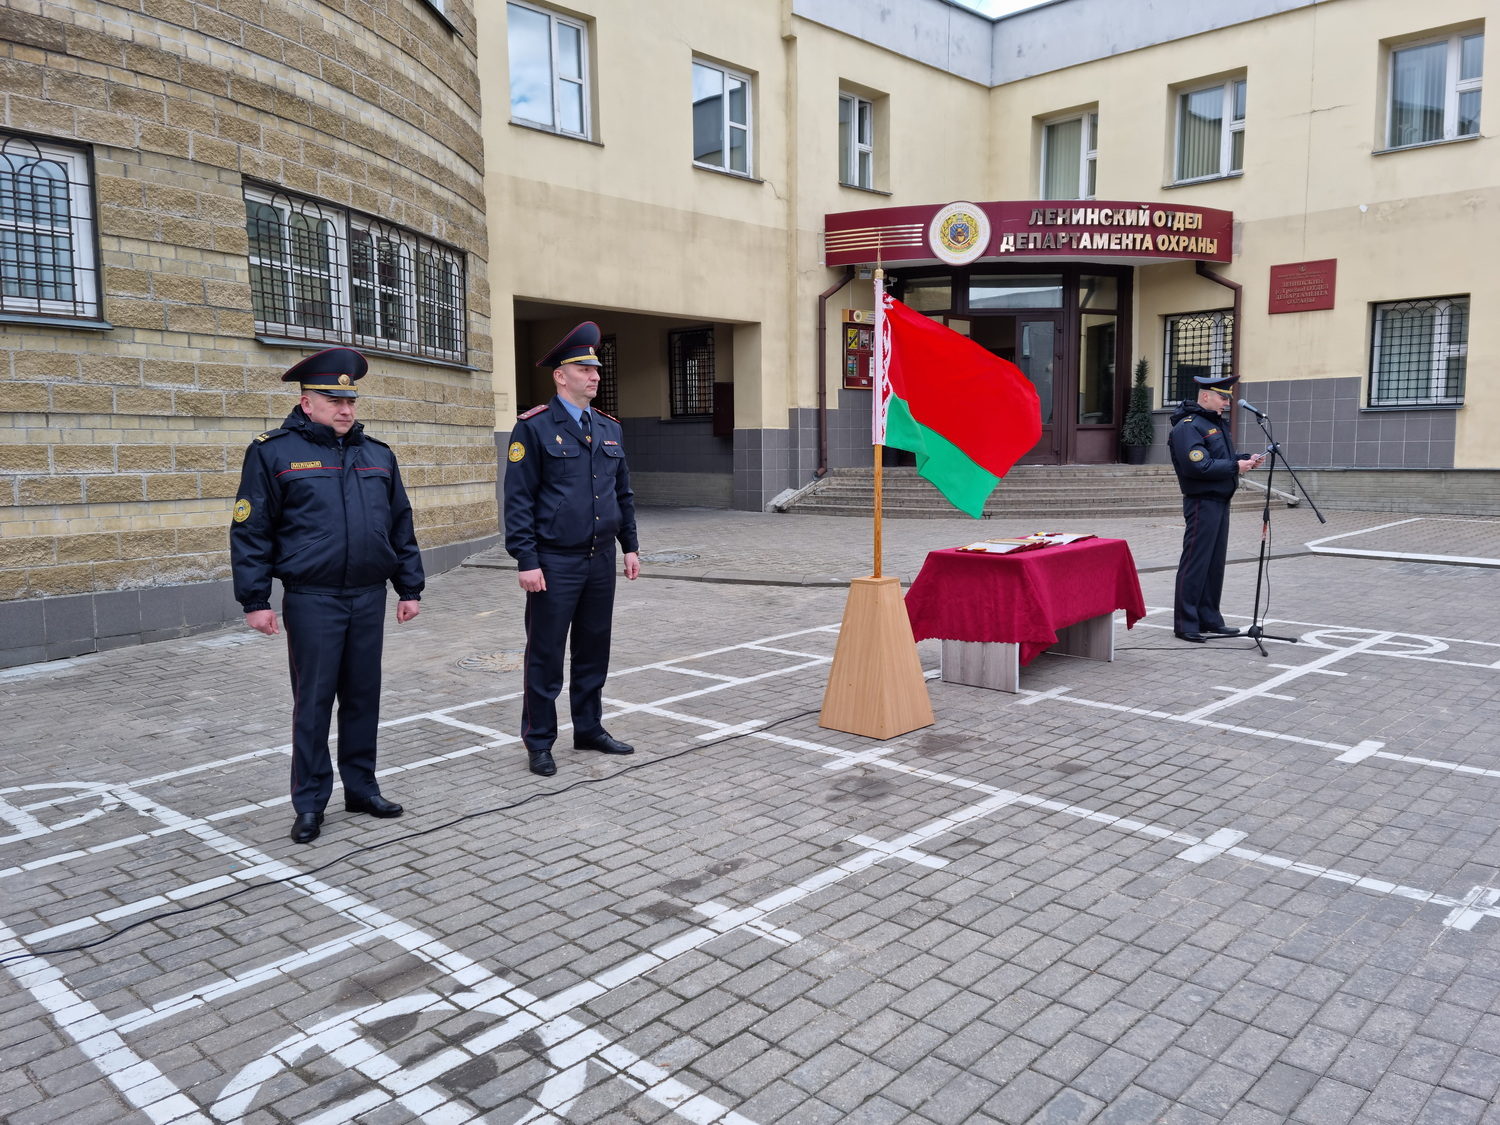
[0, 0, 497, 659]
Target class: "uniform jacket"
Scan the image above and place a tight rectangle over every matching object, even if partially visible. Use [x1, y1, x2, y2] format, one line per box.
[230, 406, 425, 611]
[1168, 400, 1250, 500]
[503, 397, 638, 571]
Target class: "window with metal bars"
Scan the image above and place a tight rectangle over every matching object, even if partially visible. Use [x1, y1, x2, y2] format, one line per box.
[244, 183, 467, 362]
[669, 327, 715, 417]
[0, 133, 100, 321]
[1370, 297, 1467, 406]
[594, 334, 619, 416]
[1164, 310, 1234, 403]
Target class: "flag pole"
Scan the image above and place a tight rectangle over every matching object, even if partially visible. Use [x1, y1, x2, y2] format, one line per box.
[872, 266, 885, 579]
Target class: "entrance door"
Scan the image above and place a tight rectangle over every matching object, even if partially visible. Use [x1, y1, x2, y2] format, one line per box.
[962, 314, 1064, 464]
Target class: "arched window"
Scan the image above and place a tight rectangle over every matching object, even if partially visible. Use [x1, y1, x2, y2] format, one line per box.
[0, 134, 99, 321]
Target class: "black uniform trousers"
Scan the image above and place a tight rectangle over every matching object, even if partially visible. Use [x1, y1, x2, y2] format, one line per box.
[1175, 496, 1232, 635]
[522, 547, 617, 750]
[283, 587, 386, 813]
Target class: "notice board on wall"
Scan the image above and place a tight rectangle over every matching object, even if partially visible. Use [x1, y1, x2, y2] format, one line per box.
[843, 308, 874, 389]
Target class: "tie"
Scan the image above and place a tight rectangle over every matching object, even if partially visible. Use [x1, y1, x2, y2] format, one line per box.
[580, 409, 592, 444]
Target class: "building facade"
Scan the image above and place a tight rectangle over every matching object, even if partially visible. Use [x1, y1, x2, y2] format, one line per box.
[0, 0, 497, 667]
[482, 0, 1494, 513]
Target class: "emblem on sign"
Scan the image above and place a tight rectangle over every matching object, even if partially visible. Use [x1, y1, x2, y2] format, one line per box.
[929, 201, 990, 266]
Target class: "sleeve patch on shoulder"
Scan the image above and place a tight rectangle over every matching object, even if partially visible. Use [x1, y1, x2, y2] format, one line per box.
[233, 498, 252, 523]
[1189, 449, 1206, 462]
[508, 441, 526, 462]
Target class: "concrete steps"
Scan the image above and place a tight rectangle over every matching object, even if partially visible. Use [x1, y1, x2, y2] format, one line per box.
[783, 465, 1269, 519]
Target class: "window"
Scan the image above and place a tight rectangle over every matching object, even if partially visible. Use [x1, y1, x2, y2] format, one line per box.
[1041, 113, 1097, 200]
[1370, 297, 1467, 406]
[1164, 311, 1234, 402]
[0, 134, 100, 321]
[595, 334, 619, 416]
[507, 1, 590, 138]
[1388, 32, 1483, 148]
[693, 61, 752, 176]
[839, 93, 874, 188]
[669, 327, 715, 416]
[244, 184, 466, 362]
[1175, 80, 1245, 182]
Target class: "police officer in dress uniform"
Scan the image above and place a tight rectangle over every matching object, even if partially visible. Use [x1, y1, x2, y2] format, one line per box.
[504, 321, 640, 777]
[230, 348, 425, 843]
[1168, 373, 1265, 643]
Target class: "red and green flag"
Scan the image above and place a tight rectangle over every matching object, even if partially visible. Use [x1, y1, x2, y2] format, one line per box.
[874, 288, 1042, 518]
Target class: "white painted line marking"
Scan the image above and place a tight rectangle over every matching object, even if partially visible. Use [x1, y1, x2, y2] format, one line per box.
[1176, 829, 1248, 863]
[1214, 686, 1296, 700]
[821, 744, 902, 771]
[1305, 517, 1424, 548]
[1015, 684, 1072, 706]
[847, 833, 950, 869]
[1177, 632, 1396, 722]
[1443, 887, 1500, 931]
[1334, 741, 1384, 764]
[1270, 663, 1347, 676]
[697, 720, 767, 741]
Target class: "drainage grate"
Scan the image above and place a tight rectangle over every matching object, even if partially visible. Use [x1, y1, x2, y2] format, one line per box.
[638, 551, 700, 564]
[458, 651, 525, 673]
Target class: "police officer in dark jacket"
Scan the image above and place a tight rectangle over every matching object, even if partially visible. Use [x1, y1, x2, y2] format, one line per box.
[1168, 373, 1264, 642]
[504, 321, 639, 777]
[231, 348, 425, 843]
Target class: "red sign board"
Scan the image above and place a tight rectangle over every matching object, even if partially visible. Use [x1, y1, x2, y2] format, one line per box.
[824, 199, 1233, 268]
[1268, 259, 1336, 313]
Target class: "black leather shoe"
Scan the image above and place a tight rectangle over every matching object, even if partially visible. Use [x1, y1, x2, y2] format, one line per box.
[1206, 626, 1242, 636]
[529, 748, 557, 776]
[1175, 631, 1207, 643]
[345, 793, 403, 818]
[574, 731, 634, 755]
[289, 811, 323, 843]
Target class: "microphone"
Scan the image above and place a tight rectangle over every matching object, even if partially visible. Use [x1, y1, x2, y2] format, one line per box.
[1238, 398, 1267, 419]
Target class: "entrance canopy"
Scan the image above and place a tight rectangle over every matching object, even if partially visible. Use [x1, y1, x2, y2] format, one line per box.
[824, 199, 1232, 269]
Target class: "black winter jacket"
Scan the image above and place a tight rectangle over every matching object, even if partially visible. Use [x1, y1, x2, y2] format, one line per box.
[230, 407, 425, 610]
[1168, 400, 1250, 500]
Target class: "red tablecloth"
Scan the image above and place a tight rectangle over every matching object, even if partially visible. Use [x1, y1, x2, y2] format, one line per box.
[904, 538, 1147, 666]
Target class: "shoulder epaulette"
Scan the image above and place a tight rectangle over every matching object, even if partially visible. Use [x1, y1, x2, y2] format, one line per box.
[252, 428, 288, 444]
[592, 408, 620, 424]
[517, 404, 548, 420]
[363, 434, 391, 449]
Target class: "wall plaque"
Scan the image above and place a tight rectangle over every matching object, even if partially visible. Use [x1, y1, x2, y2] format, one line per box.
[1268, 259, 1336, 314]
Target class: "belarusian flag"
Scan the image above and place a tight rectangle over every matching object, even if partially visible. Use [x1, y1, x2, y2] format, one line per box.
[874, 287, 1042, 518]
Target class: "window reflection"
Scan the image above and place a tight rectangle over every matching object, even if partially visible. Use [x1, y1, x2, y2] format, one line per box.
[969, 276, 1063, 309]
[692, 63, 724, 165]
[507, 4, 554, 128]
[900, 279, 950, 312]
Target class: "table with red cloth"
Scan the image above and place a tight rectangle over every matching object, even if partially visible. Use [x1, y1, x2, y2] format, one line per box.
[904, 538, 1147, 671]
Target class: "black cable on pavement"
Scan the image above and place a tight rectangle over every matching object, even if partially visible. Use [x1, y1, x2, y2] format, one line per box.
[0, 707, 824, 966]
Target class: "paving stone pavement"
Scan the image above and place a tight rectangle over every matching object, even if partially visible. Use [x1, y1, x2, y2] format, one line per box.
[467, 505, 1411, 586]
[5, 507, 1500, 1125]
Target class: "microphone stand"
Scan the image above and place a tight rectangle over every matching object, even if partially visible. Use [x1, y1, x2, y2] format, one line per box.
[1243, 403, 1326, 656]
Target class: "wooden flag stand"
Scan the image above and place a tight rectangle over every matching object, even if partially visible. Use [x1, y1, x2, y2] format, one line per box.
[818, 439, 936, 739]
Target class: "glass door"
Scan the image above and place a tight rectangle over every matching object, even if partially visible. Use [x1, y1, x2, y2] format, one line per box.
[964, 274, 1065, 464]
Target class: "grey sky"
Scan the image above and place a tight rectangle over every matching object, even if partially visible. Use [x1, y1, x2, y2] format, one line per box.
[951, 0, 1049, 16]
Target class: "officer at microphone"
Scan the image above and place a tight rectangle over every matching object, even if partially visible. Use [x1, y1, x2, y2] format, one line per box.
[1168, 373, 1264, 642]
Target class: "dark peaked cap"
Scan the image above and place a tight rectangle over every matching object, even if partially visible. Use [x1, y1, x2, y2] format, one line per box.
[1192, 372, 1239, 393]
[281, 347, 368, 398]
[536, 321, 603, 368]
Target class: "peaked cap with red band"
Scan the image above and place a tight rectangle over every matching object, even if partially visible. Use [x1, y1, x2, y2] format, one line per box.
[282, 347, 368, 398]
[536, 321, 603, 368]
